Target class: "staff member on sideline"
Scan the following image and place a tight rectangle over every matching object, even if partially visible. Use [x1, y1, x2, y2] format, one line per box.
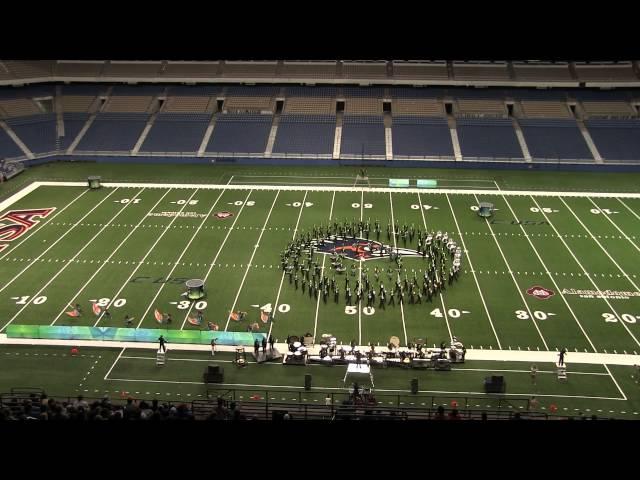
[158, 335, 167, 353]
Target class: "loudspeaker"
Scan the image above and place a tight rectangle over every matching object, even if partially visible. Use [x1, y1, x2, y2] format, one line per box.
[484, 375, 506, 393]
[204, 365, 224, 383]
[304, 373, 312, 391]
[410, 378, 419, 394]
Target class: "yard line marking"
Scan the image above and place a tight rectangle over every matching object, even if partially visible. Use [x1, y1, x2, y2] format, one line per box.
[617, 198, 640, 221]
[531, 196, 640, 347]
[50, 188, 172, 325]
[93, 189, 200, 327]
[588, 197, 640, 254]
[103, 347, 127, 380]
[267, 192, 308, 340]
[603, 364, 627, 400]
[0, 188, 90, 262]
[559, 197, 640, 292]
[443, 193, 501, 349]
[180, 191, 253, 329]
[388, 192, 408, 346]
[312, 191, 335, 342]
[358, 190, 363, 345]
[136, 189, 227, 328]
[473, 193, 549, 350]
[416, 192, 452, 342]
[0, 188, 118, 294]
[499, 195, 597, 352]
[224, 192, 280, 331]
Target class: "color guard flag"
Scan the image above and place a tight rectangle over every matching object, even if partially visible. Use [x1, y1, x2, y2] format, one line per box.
[260, 311, 269, 323]
[66, 308, 80, 318]
[154, 309, 164, 323]
[92, 303, 102, 316]
[229, 311, 239, 321]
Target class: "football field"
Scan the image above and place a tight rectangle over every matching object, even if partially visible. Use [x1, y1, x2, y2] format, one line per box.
[1, 166, 640, 418]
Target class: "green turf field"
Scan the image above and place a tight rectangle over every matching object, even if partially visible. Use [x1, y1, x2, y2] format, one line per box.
[1, 162, 640, 418]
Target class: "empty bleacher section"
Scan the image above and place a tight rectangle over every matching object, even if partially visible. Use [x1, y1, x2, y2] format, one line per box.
[6, 114, 57, 154]
[222, 61, 278, 77]
[61, 96, 96, 113]
[162, 96, 215, 113]
[0, 127, 25, 159]
[140, 113, 210, 153]
[54, 61, 104, 77]
[390, 87, 447, 98]
[343, 86, 385, 98]
[166, 85, 222, 97]
[340, 115, 386, 157]
[518, 119, 593, 161]
[281, 62, 337, 78]
[103, 61, 162, 77]
[453, 63, 511, 81]
[4, 61, 53, 79]
[76, 113, 149, 152]
[103, 96, 154, 113]
[0, 99, 42, 117]
[223, 96, 275, 114]
[206, 114, 273, 154]
[585, 119, 640, 162]
[392, 116, 454, 157]
[392, 61, 449, 80]
[283, 97, 335, 115]
[456, 118, 523, 159]
[162, 62, 220, 78]
[580, 101, 636, 118]
[519, 101, 572, 118]
[284, 86, 338, 98]
[342, 62, 387, 78]
[344, 98, 383, 115]
[575, 63, 639, 83]
[225, 86, 280, 97]
[60, 113, 90, 150]
[0, 85, 54, 100]
[456, 99, 506, 117]
[391, 98, 445, 116]
[512, 63, 574, 83]
[272, 115, 336, 156]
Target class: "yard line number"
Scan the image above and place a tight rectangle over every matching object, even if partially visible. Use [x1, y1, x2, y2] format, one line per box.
[516, 310, 556, 321]
[602, 312, 638, 324]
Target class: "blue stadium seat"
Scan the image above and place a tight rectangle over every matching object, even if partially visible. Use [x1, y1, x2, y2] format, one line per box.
[519, 119, 593, 161]
[456, 118, 523, 159]
[392, 116, 454, 157]
[585, 119, 640, 162]
[272, 115, 336, 155]
[141, 113, 210, 153]
[6, 114, 58, 154]
[0, 128, 25, 159]
[76, 113, 149, 151]
[341, 115, 386, 156]
[206, 114, 273, 154]
[61, 113, 90, 150]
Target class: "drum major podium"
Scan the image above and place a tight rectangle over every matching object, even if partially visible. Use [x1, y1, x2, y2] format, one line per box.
[343, 363, 374, 387]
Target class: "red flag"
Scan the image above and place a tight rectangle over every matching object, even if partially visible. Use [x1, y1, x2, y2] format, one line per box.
[66, 309, 80, 318]
[229, 311, 239, 321]
[154, 309, 164, 323]
[92, 303, 102, 316]
[260, 311, 269, 323]
[188, 316, 201, 326]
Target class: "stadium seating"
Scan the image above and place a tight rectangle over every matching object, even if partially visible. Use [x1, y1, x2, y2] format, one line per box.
[392, 61, 449, 80]
[512, 63, 574, 83]
[76, 113, 149, 151]
[206, 114, 273, 154]
[0, 127, 25, 159]
[453, 63, 510, 81]
[575, 63, 638, 83]
[519, 119, 593, 161]
[340, 115, 386, 156]
[61, 96, 96, 113]
[585, 119, 640, 162]
[103, 62, 162, 77]
[0, 99, 42, 117]
[6, 114, 58, 154]
[222, 62, 278, 77]
[103, 96, 154, 113]
[392, 116, 454, 157]
[54, 61, 104, 77]
[581, 101, 636, 118]
[272, 115, 336, 155]
[342, 62, 387, 78]
[60, 113, 90, 150]
[141, 113, 210, 153]
[456, 118, 523, 159]
[519, 101, 572, 118]
[281, 62, 337, 78]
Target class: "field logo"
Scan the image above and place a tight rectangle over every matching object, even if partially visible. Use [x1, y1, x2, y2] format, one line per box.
[214, 211, 234, 219]
[316, 237, 420, 261]
[527, 285, 555, 300]
[0, 208, 55, 252]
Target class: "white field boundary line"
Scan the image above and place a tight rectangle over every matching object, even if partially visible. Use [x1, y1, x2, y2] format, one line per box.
[499, 195, 598, 353]
[93, 189, 200, 327]
[232, 175, 497, 182]
[180, 191, 253, 329]
[589, 197, 640, 254]
[0, 181, 41, 212]
[617, 198, 640, 221]
[224, 192, 280, 331]
[531, 196, 640, 347]
[559, 197, 640, 292]
[416, 192, 452, 343]
[29, 181, 640, 198]
[103, 347, 127, 380]
[0, 188, 90, 262]
[267, 192, 308, 340]
[0, 188, 119, 294]
[1, 188, 138, 332]
[100, 376, 627, 400]
[603, 363, 627, 400]
[312, 191, 335, 342]
[135, 189, 228, 328]
[50, 189, 173, 325]
[388, 192, 408, 346]
[472, 193, 549, 350]
[441, 193, 501, 348]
